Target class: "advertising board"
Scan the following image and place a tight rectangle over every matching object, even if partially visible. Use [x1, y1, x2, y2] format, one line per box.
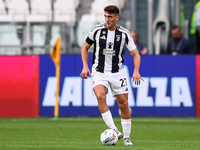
[0, 56, 39, 117]
[40, 55, 196, 117]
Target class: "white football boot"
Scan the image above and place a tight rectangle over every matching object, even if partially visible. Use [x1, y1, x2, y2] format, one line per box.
[113, 129, 123, 140]
[124, 138, 133, 146]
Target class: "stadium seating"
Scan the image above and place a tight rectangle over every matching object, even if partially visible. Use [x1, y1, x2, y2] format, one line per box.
[31, 25, 47, 54]
[0, 0, 126, 54]
[0, 0, 6, 14]
[7, 0, 29, 22]
[31, 25, 62, 54]
[53, 0, 80, 51]
[0, 25, 21, 55]
[27, 15, 50, 22]
[109, 0, 125, 9]
[77, 14, 97, 48]
[0, 15, 12, 21]
[27, 0, 52, 22]
[50, 26, 61, 46]
[54, 0, 80, 22]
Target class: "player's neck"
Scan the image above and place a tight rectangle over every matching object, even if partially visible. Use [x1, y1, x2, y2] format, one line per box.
[107, 24, 118, 31]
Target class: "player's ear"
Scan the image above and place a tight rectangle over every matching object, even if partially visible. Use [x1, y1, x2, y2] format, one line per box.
[115, 15, 119, 21]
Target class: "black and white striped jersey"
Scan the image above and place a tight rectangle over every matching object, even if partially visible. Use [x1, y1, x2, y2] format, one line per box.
[86, 23, 136, 73]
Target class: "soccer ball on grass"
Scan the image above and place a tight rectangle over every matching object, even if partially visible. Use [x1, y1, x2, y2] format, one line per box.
[100, 129, 118, 145]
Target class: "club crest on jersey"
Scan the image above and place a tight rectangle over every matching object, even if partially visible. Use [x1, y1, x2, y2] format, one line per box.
[116, 35, 121, 42]
[102, 31, 106, 34]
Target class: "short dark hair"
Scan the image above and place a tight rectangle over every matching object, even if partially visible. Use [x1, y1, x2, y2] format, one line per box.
[171, 25, 180, 30]
[104, 5, 119, 16]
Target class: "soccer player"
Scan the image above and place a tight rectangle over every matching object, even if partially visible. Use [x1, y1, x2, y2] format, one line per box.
[80, 5, 144, 146]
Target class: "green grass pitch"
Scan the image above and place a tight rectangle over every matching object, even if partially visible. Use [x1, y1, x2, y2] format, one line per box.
[0, 117, 200, 150]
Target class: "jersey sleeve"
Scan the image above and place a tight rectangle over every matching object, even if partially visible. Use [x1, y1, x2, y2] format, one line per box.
[85, 25, 98, 45]
[126, 32, 136, 51]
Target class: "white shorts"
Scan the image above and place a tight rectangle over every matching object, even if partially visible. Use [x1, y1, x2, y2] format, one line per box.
[91, 68, 129, 97]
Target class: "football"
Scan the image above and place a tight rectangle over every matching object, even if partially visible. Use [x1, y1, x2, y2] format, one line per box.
[100, 129, 118, 145]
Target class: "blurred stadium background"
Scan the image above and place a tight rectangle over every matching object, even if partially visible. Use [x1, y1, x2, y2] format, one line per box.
[0, 1, 200, 149]
[0, 0, 199, 55]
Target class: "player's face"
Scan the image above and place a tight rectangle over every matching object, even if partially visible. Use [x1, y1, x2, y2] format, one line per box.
[104, 12, 119, 31]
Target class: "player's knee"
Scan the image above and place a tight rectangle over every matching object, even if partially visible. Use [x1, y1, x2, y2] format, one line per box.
[96, 93, 106, 103]
[119, 100, 129, 110]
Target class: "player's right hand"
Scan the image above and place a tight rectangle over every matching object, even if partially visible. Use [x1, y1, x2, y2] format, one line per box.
[80, 67, 91, 79]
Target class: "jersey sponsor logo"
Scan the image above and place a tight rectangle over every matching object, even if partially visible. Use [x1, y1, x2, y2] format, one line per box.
[103, 49, 116, 56]
[42, 66, 193, 108]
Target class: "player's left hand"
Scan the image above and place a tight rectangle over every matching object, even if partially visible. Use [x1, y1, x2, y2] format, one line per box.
[132, 72, 144, 85]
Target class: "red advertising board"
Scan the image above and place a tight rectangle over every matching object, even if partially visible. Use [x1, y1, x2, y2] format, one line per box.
[0, 56, 39, 117]
[196, 55, 200, 117]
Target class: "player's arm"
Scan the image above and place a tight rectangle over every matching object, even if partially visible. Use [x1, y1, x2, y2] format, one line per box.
[80, 42, 91, 79]
[130, 49, 144, 85]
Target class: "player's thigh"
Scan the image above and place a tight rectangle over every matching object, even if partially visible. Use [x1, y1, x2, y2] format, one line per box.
[93, 84, 107, 98]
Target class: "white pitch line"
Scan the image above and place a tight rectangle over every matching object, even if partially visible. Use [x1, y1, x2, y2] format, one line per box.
[132, 118, 200, 123]
[11, 118, 37, 121]
[49, 117, 200, 123]
[8, 117, 200, 123]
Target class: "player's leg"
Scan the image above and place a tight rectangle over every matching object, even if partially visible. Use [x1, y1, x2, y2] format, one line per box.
[116, 94, 130, 119]
[92, 70, 122, 139]
[116, 94, 133, 145]
[107, 70, 132, 143]
[93, 85, 109, 113]
[93, 85, 119, 132]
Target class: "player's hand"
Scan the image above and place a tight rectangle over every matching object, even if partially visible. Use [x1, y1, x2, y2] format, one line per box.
[132, 72, 144, 85]
[80, 67, 91, 79]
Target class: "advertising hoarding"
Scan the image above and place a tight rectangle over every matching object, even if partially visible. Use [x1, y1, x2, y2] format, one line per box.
[40, 55, 196, 117]
[0, 56, 39, 117]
